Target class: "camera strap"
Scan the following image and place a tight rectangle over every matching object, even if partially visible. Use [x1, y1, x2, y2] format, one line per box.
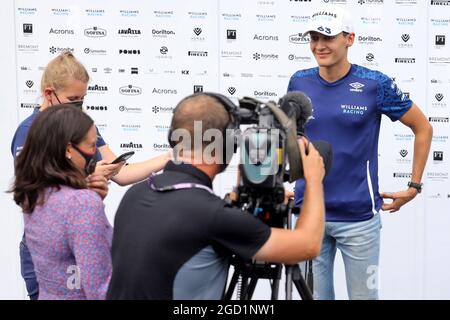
[146, 174, 214, 194]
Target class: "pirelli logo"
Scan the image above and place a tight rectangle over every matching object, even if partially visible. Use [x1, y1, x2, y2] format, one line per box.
[393, 173, 412, 178]
[395, 58, 416, 63]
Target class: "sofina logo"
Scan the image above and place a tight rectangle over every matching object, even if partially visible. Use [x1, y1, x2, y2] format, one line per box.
[84, 27, 107, 37]
[289, 33, 310, 44]
[120, 85, 142, 95]
[349, 82, 365, 92]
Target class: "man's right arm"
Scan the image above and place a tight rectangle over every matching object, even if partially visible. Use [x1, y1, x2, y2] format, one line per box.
[253, 138, 325, 265]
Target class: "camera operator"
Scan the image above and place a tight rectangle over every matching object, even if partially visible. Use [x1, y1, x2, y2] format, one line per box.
[107, 93, 325, 300]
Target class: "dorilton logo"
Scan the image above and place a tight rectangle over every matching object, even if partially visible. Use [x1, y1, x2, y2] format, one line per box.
[436, 35, 446, 46]
[86, 105, 108, 111]
[436, 93, 444, 102]
[399, 149, 408, 158]
[23, 24, 33, 35]
[289, 33, 310, 44]
[254, 90, 277, 97]
[118, 28, 141, 36]
[193, 28, 202, 36]
[153, 88, 177, 95]
[88, 85, 108, 92]
[120, 142, 143, 149]
[228, 87, 236, 95]
[227, 29, 237, 40]
[25, 80, 34, 88]
[395, 58, 416, 63]
[84, 27, 107, 37]
[358, 35, 382, 43]
[434, 151, 444, 161]
[194, 85, 203, 93]
[119, 49, 141, 54]
[429, 117, 449, 123]
[188, 51, 208, 57]
[120, 85, 142, 95]
[152, 29, 175, 37]
[401, 34, 410, 42]
[253, 34, 279, 41]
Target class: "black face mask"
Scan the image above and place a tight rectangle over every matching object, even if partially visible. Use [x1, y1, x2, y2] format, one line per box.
[71, 144, 97, 175]
[66, 100, 84, 110]
[53, 92, 84, 110]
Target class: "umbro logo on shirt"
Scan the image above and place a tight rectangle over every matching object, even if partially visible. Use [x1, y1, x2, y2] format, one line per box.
[349, 82, 365, 92]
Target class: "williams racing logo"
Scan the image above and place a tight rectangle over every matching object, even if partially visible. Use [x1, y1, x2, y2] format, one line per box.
[341, 104, 368, 116]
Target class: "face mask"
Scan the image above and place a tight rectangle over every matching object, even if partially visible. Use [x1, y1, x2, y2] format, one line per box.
[67, 100, 84, 110]
[71, 144, 97, 175]
[53, 91, 84, 110]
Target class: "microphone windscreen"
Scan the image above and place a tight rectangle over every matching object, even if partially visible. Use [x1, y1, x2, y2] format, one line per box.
[279, 91, 313, 125]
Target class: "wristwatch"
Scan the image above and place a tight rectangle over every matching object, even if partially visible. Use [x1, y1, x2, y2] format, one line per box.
[407, 181, 423, 193]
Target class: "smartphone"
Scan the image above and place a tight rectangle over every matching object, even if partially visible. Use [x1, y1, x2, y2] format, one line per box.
[110, 151, 135, 164]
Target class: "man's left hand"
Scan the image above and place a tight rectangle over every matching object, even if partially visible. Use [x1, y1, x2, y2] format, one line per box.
[380, 188, 418, 213]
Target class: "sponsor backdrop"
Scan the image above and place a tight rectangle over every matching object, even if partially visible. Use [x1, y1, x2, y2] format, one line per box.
[3, 0, 449, 298]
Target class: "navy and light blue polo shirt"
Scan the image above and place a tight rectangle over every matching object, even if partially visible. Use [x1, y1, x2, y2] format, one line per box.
[288, 64, 412, 222]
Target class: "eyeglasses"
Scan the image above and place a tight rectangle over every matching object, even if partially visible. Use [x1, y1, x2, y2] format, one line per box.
[70, 143, 98, 175]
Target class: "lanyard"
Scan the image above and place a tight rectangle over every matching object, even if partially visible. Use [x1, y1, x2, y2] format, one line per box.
[146, 173, 214, 194]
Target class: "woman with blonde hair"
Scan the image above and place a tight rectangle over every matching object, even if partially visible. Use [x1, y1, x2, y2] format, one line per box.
[11, 51, 171, 299]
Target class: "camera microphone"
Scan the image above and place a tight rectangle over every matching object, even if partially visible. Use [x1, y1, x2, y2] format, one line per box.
[278, 91, 313, 135]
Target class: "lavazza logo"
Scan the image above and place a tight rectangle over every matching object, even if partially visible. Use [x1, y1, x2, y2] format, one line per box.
[349, 82, 365, 92]
[120, 85, 142, 95]
[84, 27, 107, 37]
[120, 141, 143, 149]
[118, 28, 141, 37]
[88, 84, 108, 93]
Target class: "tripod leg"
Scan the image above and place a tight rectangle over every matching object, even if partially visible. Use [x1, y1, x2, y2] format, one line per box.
[292, 265, 314, 300]
[245, 276, 259, 300]
[224, 269, 240, 300]
[239, 275, 250, 300]
[285, 265, 293, 300]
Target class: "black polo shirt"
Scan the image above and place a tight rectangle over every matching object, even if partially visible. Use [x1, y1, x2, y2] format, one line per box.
[107, 161, 271, 300]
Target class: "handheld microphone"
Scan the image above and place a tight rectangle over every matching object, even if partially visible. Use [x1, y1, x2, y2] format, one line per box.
[278, 91, 313, 135]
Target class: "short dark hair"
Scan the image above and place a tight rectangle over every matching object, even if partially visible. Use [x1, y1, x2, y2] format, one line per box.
[11, 104, 94, 213]
[170, 94, 230, 150]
